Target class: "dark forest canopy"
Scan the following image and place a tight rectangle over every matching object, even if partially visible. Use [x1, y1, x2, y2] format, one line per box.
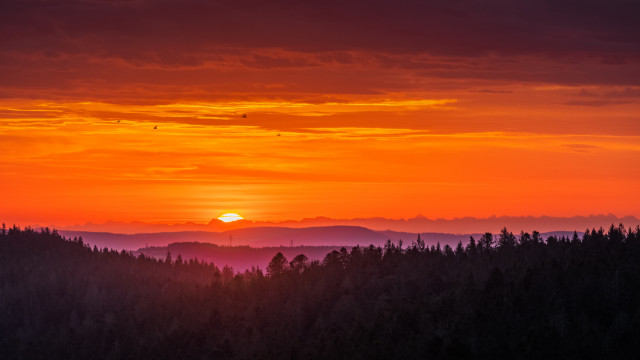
[2, 223, 640, 359]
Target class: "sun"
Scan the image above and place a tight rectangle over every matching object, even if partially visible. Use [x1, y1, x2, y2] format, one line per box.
[218, 213, 244, 223]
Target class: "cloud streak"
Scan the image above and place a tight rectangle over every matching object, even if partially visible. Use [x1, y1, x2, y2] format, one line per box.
[2, 0, 640, 104]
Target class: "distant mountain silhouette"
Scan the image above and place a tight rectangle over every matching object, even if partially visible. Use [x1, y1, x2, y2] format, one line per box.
[59, 225, 585, 255]
[60, 214, 639, 234]
[273, 214, 638, 234]
[222, 226, 387, 247]
[58, 226, 388, 250]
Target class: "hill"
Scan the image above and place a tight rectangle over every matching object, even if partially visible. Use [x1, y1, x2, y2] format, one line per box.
[58, 226, 388, 251]
[59, 226, 585, 259]
[58, 214, 640, 234]
[3, 224, 640, 359]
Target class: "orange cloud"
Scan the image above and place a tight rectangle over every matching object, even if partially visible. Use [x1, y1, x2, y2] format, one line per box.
[1, 95, 639, 226]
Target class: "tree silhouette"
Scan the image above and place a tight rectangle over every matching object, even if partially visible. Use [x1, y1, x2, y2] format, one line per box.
[290, 254, 309, 274]
[479, 232, 494, 251]
[498, 227, 516, 248]
[267, 252, 289, 277]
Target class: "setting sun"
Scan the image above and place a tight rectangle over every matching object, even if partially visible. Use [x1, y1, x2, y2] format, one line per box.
[218, 213, 244, 223]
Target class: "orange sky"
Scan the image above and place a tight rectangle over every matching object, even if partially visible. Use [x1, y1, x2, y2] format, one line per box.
[1, 0, 639, 227]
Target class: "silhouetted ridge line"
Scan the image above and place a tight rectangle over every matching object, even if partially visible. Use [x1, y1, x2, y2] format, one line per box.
[59, 214, 640, 234]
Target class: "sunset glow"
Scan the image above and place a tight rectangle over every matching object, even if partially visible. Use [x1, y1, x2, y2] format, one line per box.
[1, 0, 638, 229]
[4, 2, 640, 359]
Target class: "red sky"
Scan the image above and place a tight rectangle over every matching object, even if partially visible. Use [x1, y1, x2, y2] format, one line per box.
[1, 0, 639, 228]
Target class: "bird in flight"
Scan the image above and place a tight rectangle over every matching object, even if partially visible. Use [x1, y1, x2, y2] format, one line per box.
[117, 120, 120, 124]
[154, 125, 157, 130]
[242, 113, 247, 118]
[277, 133, 281, 136]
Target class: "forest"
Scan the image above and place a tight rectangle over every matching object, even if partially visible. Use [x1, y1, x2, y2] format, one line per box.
[1, 223, 640, 359]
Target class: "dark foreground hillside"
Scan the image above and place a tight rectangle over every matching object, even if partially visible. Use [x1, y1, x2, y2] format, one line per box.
[1, 224, 640, 359]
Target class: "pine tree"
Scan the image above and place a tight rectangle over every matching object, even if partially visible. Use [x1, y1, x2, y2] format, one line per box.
[267, 252, 289, 277]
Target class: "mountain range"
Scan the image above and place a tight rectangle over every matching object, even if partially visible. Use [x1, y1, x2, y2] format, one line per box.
[58, 226, 581, 252]
[57, 214, 639, 234]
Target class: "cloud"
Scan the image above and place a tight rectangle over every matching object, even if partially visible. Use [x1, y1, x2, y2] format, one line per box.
[563, 143, 601, 152]
[564, 100, 632, 107]
[577, 87, 640, 99]
[4, 0, 638, 57]
[1, 0, 639, 100]
[470, 89, 513, 94]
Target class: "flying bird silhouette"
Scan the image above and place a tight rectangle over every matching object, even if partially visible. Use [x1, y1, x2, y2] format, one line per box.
[242, 113, 247, 118]
[153, 125, 157, 130]
[117, 120, 120, 124]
